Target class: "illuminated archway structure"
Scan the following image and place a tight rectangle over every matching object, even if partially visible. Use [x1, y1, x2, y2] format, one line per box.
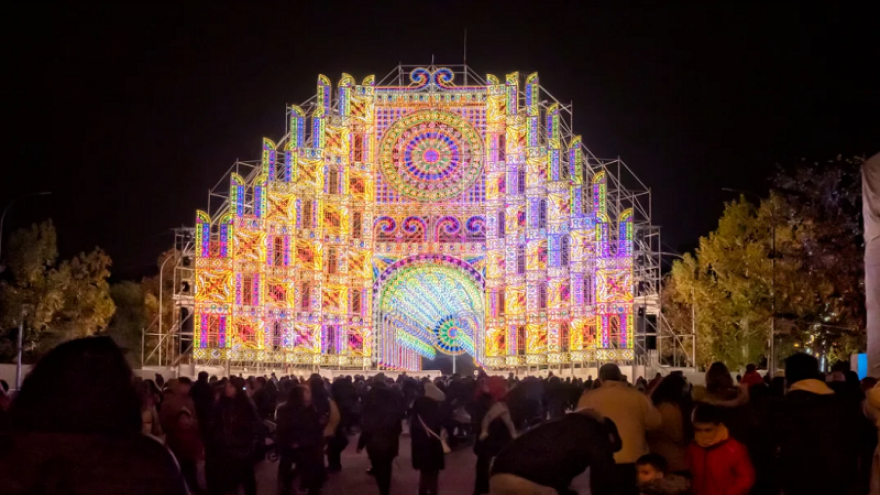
[192, 66, 648, 370]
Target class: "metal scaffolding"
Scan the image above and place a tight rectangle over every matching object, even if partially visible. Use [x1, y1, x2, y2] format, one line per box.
[142, 63, 695, 373]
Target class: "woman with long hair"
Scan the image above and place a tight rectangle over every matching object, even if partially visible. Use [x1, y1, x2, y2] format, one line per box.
[276, 385, 324, 495]
[647, 374, 693, 474]
[206, 376, 262, 495]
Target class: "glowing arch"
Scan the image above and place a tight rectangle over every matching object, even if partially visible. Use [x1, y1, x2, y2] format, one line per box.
[373, 254, 485, 366]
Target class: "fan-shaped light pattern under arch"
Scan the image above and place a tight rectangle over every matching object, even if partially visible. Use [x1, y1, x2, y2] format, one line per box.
[378, 257, 483, 358]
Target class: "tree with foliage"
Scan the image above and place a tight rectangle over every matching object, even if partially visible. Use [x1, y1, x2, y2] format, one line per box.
[102, 281, 147, 365]
[666, 156, 866, 369]
[0, 220, 115, 355]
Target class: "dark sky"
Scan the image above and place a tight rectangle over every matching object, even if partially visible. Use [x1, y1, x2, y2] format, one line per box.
[4, 1, 878, 280]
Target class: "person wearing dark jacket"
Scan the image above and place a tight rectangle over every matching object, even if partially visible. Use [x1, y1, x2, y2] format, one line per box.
[357, 374, 405, 495]
[774, 353, 860, 495]
[489, 408, 621, 495]
[410, 382, 448, 495]
[473, 376, 518, 495]
[190, 371, 214, 439]
[0, 337, 188, 495]
[332, 376, 359, 435]
[276, 385, 325, 495]
[206, 376, 263, 495]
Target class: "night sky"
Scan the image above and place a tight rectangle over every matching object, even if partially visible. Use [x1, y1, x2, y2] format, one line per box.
[4, 1, 878, 280]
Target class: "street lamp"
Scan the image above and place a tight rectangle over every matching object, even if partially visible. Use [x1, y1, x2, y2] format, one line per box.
[722, 188, 777, 377]
[0, 191, 52, 262]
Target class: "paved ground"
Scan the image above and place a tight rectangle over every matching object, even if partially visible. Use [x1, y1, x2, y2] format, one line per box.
[254, 425, 592, 495]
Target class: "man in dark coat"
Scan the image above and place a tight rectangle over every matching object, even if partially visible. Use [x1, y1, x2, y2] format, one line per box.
[490, 408, 621, 495]
[774, 353, 861, 495]
[190, 371, 214, 439]
[357, 374, 405, 495]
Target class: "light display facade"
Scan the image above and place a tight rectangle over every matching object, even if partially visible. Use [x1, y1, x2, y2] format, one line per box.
[193, 67, 635, 370]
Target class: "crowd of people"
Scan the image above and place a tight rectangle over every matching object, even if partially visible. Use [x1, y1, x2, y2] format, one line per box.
[0, 336, 878, 495]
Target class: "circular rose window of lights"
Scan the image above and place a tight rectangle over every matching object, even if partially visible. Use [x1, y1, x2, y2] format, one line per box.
[379, 109, 484, 202]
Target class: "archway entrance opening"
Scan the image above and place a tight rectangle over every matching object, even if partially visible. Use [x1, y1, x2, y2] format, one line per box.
[374, 255, 485, 371]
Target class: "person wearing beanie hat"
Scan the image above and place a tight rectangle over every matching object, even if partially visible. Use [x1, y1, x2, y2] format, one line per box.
[410, 382, 449, 495]
[774, 353, 861, 495]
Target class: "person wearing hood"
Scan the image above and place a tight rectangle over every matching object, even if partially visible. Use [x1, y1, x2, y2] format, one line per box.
[357, 373, 406, 495]
[0, 337, 188, 495]
[774, 353, 860, 495]
[687, 404, 755, 495]
[410, 382, 448, 495]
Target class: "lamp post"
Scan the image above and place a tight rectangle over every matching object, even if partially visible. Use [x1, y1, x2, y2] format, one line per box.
[722, 188, 777, 378]
[0, 192, 52, 263]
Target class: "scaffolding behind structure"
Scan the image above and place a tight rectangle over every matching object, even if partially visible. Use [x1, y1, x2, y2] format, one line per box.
[144, 64, 695, 374]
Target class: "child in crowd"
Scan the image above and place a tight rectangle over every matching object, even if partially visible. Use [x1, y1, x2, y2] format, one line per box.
[636, 454, 689, 495]
[687, 404, 755, 495]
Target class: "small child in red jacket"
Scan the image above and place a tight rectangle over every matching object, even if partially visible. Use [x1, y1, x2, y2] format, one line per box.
[687, 404, 755, 495]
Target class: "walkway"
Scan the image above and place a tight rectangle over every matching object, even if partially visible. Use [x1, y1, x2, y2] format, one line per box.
[255, 428, 592, 494]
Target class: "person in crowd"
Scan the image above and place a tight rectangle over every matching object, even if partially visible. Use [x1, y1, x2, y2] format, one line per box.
[160, 376, 197, 435]
[357, 373, 405, 495]
[693, 361, 764, 479]
[308, 374, 340, 474]
[252, 376, 277, 420]
[688, 404, 755, 495]
[473, 376, 518, 495]
[636, 376, 649, 393]
[740, 364, 763, 388]
[190, 371, 214, 441]
[647, 374, 692, 475]
[0, 379, 11, 431]
[545, 375, 568, 420]
[694, 362, 748, 408]
[0, 337, 188, 494]
[489, 408, 621, 495]
[865, 381, 880, 494]
[635, 454, 690, 495]
[577, 363, 662, 495]
[155, 372, 166, 391]
[276, 385, 324, 495]
[774, 353, 860, 495]
[332, 375, 359, 436]
[167, 409, 203, 491]
[584, 375, 594, 391]
[137, 378, 164, 440]
[410, 382, 448, 495]
[646, 373, 663, 395]
[206, 376, 262, 495]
